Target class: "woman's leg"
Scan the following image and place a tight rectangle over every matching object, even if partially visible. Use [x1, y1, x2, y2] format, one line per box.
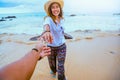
[57, 44, 66, 80]
[47, 47, 57, 73]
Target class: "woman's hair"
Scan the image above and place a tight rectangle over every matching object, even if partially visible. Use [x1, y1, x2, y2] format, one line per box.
[45, 2, 64, 24]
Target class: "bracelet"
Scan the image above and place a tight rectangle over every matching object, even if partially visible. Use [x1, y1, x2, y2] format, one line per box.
[32, 48, 42, 60]
[38, 56, 42, 60]
[32, 48, 39, 52]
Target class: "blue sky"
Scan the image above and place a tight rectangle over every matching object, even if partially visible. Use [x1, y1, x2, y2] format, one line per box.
[0, 1, 20, 7]
[0, 0, 120, 14]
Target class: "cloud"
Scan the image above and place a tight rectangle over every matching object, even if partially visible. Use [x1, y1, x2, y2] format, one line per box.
[0, 0, 47, 13]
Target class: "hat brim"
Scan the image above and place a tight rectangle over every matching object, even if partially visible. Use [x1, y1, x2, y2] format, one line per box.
[44, 0, 64, 15]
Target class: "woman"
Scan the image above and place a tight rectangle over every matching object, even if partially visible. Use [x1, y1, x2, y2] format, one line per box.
[41, 0, 67, 80]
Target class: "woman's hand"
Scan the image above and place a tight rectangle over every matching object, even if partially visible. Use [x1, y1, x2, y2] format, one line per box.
[38, 24, 53, 44]
[38, 31, 53, 44]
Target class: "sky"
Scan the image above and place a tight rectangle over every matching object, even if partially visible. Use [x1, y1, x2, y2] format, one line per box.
[0, 0, 120, 14]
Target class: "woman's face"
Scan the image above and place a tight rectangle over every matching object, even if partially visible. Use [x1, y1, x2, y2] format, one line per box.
[51, 3, 60, 17]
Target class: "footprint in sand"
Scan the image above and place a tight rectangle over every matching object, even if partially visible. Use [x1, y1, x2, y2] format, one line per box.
[84, 36, 93, 40]
[6, 39, 12, 42]
[109, 51, 117, 54]
[5, 39, 37, 45]
[118, 34, 120, 36]
[14, 41, 37, 45]
[0, 40, 2, 44]
[74, 37, 81, 41]
[105, 50, 117, 55]
[67, 39, 73, 42]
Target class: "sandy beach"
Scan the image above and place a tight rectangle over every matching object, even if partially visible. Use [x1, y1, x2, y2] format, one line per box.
[0, 30, 120, 80]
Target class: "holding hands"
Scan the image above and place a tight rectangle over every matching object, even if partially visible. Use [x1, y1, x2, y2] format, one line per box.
[35, 41, 51, 59]
[38, 24, 53, 44]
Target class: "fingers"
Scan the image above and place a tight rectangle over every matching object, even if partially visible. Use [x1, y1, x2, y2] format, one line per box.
[35, 40, 47, 53]
[43, 46, 51, 53]
[44, 32, 50, 43]
[49, 33, 53, 43]
[40, 32, 53, 44]
[40, 46, 51, 57]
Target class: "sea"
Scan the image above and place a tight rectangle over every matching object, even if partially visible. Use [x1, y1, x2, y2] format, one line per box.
[0, 12, 120, 35]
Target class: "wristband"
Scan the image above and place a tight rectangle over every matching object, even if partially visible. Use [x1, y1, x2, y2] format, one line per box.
[32, 48, 39, 52]
[32, 48, 42, 60]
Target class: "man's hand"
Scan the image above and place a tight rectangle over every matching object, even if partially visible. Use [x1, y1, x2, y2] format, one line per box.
[35, 41, 51, 58]
[40, 46, 51, 58]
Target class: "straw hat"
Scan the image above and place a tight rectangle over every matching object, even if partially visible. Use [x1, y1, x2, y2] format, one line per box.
[44, 0, 64, 15]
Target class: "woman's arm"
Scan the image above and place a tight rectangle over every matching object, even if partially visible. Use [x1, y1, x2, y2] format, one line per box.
[44, 24, 50, 32]
[0, 42, 51, 80]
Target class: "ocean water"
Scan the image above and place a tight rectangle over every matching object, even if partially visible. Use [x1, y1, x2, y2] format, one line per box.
[0, 12, 120, 34]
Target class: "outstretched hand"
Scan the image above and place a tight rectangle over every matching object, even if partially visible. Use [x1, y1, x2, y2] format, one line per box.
[38, 32, 53, 44]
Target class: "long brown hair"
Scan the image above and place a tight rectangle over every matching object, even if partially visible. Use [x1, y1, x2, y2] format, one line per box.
[45, 2, 64, 24]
